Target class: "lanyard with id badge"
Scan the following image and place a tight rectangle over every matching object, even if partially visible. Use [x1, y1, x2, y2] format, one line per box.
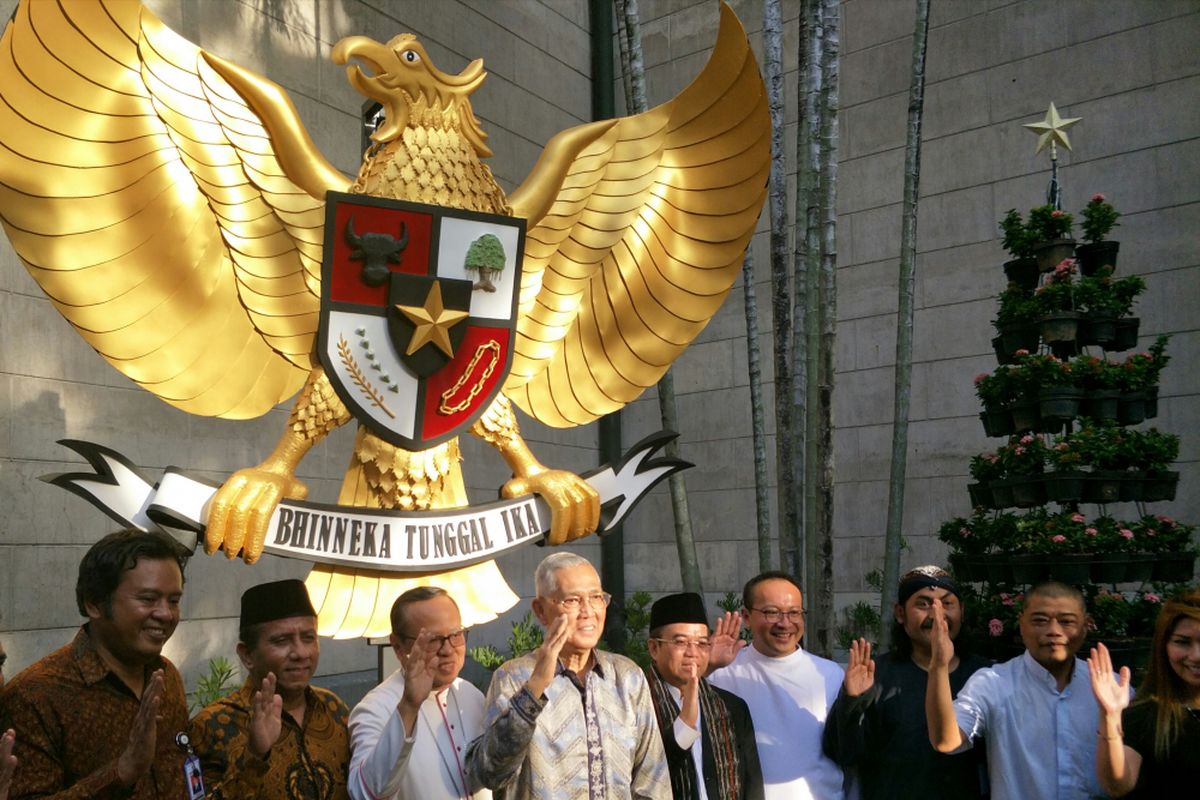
[176, 732, 206, 800]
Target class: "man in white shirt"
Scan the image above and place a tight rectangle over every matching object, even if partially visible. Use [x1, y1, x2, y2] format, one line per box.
[707, 572, 846, 800]
[926, 580, 1103, 800]
[348, 586, 491, 800]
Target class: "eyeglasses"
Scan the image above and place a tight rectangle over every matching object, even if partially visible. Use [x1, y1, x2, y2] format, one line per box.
[748, 607, 805, 624]
[397, 628, 469, 649]
[555, 592, 612, 611]
[650, 637, 712, 651]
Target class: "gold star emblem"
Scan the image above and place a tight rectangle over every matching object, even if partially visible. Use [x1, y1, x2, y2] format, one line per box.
[1023, 102, 1081, 155]
[396, 281, 468, 357]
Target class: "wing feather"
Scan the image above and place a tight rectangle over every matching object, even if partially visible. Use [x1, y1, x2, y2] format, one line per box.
[505, 2, 768, 426]
[0, 0, 346, 418]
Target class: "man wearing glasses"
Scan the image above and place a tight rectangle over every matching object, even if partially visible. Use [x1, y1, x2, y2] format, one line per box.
[467, 551, 670, 798]
[645, 592, 763, 800]
[347, 586, 491, 799]
[707, 571, 846, 800]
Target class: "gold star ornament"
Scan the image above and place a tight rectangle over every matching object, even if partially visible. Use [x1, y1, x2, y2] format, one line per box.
[1023, 102, 1081, 156]
[396, 281, 469, 357]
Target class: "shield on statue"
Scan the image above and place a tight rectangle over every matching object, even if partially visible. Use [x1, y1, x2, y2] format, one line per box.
[318, 192, 525, 450]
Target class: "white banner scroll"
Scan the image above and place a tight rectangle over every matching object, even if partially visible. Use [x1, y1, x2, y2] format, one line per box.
[43, 433, 688, 572]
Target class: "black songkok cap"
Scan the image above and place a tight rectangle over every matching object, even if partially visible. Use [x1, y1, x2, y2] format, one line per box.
[650, 592, 709, 632]
[897, 565, 961, 605]
[240, 579, 317, 629]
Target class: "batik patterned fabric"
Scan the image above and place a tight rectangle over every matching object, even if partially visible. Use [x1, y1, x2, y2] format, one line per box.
[0, 626, 190, 799]
[465, 650, 670, 799]
[189, 678, 351, 800]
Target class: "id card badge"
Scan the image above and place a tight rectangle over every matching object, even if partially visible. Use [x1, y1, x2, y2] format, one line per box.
[176, 732, 206, 800]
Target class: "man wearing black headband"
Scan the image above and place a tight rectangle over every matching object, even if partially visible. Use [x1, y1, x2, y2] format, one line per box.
[644, 593, 763, 800]
[190, 578, 351, 799]
[822, 566, 990, 800]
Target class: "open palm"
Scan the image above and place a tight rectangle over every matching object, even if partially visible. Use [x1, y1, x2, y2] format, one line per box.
[843, 638, 875, 697]
[1088, 643, 1131, 716]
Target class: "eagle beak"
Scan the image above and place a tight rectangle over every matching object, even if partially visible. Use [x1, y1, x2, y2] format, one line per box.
[332, 35, 390, 75]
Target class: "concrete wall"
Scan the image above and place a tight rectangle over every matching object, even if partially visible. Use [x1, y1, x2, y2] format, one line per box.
[2, 0, 1198, 699]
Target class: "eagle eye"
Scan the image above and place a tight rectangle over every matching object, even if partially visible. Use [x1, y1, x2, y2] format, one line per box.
[402, 50, 420, 64]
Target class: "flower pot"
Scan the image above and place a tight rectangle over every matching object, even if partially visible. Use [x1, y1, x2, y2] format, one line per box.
[1090, 553, 1128, 584]
[1142, 471, 1179, 503]
[1039, 311, 1082, 345]
[1153, 553, 1196, 582]
[1111, 317, 1139, 352]
[1082, 389, 1120, 422]
[1003, 257, 1040, 291]
[1046, 554, 1093, 584]
[967, 482, 995, 509]
[1008, 400, 1040, 434]
[1075, 241, 1120, 277]
[1011, 554, 1049, 585]
[983, 554, 1014, 585]
[1084, 310, 1117, 347]
[999, 323, 1040, 357]
[1084, 470, 1124, 503]
[1119, 470, 1146, 503]
[1010, 475, 1047, 508]
[1044, 470, 1086, 503]
[980, 407, 1014, 438]
[1145, 385, 1158, 419]
[1123, 553, 1157, 584]
[988, 479, 1016, 509]
[948, 553, 987, 583]
[1118, 391, 1147, 425]
[1038, 387, 1083, 423]
[1034, 238, 1076, 272]
[992, 335, 1013, 365]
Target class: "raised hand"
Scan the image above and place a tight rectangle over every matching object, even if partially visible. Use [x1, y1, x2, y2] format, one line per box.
[843, 638, 876, 697]
[247, 672, 284, 758]
[117, 670, 164, 787]
[929, 601, 954, 670]
[707, 611, 746, 672]
[679, 662, 700, 730]
[1088, 643, 1132, 718]
[526, 613, 573, 699]
[0, 728, 16, 800]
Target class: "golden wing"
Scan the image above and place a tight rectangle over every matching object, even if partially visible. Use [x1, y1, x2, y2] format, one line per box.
[0, 0, 350, 418]
[504, 2, 769, 427]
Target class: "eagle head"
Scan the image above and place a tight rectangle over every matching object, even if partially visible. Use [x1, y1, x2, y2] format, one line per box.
[332, 33, 491, 157]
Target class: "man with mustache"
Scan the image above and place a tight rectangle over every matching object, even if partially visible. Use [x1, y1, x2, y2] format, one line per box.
[0, 529, 191, 798]
[706, 571, 845, 800]
[347, 586, 491, 799]
[189, 579, 350, 799]
[466, 552, 670, 799]
[926, 580, 1105, 799]
[822, 566, 990, 799]
[644, 592, 763, 800]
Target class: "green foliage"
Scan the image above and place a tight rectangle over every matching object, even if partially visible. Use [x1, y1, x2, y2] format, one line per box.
[716, 591, 752, 643]
[994, 285, 1039, 328]
[1028, 203, 1073, 241]
[188, 656, 239, 714]
[468, 611, 544, 672]
[999, 208, 1037, 259]
[465, 234, 506, 272]
[1076, 273, 1145, 317]
[1116, 336, 1170, 392]
[1080, 194, 1120, 243]
[467, 644, 506, 671]
[834, 601, 881, 651]
[620, 591, 653, 670]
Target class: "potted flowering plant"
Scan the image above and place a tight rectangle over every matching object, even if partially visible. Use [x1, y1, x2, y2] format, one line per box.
[1067, 421, 1128, 503]
[999, 209, 1039, 289]
[1076, 194, 1121, 276]
[1028, 204, 1075, 271]
[1011, 509, 1092, 583]
[968, 452, 1004, 507]
[998, 434, 1048, 508]
[974, 369, 1017, 437]
[1044, 438, 1086, 502]
[1117, 336, 1170, 421]
[1134, 515, 1198, 580]
[1075, 273, 1145, 346]
[1033, 259, 1081, 349]
[1009, 351, 1079, 426]
[1071, 354, 1122, 421]
[1128, 428, 1181, 502]
[993, 286, 1040, 359]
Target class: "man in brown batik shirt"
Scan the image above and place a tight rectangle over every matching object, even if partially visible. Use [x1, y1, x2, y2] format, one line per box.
[0, 530, 192, 799]
[189, 579, 350, 799]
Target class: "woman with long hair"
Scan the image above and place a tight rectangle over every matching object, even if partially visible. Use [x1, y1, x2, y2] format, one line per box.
[1088, 588, 1200, 795]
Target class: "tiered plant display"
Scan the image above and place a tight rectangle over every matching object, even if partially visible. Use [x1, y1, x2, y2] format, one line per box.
[944, 195, 1197, 665]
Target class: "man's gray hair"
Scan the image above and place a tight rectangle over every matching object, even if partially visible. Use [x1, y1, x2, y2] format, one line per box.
[534, 551, 595, 597]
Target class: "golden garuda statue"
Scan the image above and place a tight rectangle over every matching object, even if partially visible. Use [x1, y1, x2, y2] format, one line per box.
[0, 0, 768, 636]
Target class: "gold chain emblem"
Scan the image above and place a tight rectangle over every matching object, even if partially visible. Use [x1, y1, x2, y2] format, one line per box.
[439, 341, 501, 414]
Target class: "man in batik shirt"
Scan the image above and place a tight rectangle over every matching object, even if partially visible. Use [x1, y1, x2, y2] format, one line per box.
[466, 552, 670, 799]
[189, 579, 350, 799]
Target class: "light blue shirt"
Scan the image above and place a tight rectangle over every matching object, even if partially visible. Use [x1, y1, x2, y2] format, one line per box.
[952, 651, 1102, 800]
